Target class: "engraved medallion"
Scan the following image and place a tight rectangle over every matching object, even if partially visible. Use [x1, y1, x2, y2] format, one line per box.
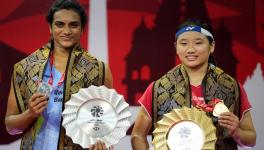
[213, 102, 229, 117]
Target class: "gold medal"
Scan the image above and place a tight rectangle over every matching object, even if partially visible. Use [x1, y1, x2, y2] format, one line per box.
[213, 102, 229, 117]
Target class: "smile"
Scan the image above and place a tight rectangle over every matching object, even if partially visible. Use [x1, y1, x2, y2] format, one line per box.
[186, 55, 198, 60]
[61, 36, 72, 40]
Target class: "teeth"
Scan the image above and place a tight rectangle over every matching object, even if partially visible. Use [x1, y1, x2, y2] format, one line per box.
[186, 56, 197, 60]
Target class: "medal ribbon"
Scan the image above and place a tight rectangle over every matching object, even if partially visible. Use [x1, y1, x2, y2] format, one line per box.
[48, 52, 65, 87]
[192, 98, 222, 112]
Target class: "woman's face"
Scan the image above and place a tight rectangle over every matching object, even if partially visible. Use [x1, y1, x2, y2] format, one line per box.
[175, 31, 215, 70]
[50, 9, 82, 50]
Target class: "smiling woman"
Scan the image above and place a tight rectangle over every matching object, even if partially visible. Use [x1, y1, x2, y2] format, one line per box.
[174, 24, 215, 86]
[131, 19, 257, 150]
[4, 0, 113, 150]
[51, 9, 83, 52]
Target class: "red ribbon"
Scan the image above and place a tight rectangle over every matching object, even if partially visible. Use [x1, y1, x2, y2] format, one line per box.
[48, 52, 65, 87]
[192, 98, 222, 112]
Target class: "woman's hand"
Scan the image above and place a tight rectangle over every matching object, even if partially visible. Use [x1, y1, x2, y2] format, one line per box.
[89, 140, 112, 150]
[28, 93, 49, 118]
[218, 111, 256, 147]
[5, 82, 49, 134]
[218, 112, 239, 136]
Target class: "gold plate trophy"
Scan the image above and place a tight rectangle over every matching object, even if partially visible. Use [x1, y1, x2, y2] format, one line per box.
[152, 107, 216, 150]
[152, 99, 230, 150]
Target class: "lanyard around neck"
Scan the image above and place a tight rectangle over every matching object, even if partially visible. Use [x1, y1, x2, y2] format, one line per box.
[48, 52, 65, 87]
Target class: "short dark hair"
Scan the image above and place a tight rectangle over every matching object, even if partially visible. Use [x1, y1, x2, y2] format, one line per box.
[176, 19, 216, 65]
[46, 0, 87, 28]
[176, 19, 214, 44]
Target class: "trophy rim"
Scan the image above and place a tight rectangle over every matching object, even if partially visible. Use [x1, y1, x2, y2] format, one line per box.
[152, 107, 217, 150]
[62, 85, 131, 148]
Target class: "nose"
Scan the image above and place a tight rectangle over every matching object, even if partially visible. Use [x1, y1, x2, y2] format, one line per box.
[63, 26, 72, 35]
[187, 44, 195, 53]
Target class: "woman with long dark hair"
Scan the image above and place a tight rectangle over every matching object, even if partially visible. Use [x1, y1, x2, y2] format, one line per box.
[5, 0, 112, 149]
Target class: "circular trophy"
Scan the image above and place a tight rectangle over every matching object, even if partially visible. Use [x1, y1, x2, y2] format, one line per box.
[152, 107, 217, 150]
[62, 85, 131, 148]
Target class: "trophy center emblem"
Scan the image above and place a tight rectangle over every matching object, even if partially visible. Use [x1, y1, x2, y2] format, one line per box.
[91, 105, 104, 118]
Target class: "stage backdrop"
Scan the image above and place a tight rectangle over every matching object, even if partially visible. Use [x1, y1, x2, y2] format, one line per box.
[0, 0, 264, 149]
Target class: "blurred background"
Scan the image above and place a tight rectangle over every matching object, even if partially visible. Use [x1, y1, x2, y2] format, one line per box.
[0, 0, 264, 149]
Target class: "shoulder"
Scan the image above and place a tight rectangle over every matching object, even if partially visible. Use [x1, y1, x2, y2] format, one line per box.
[212, 66, 240, 98]
[155, 64, 181, 84]
[214, 66, 237, 84]
[103, 64, 113, 88]
[78, 50, 110, 85]
[79, 51, 106, 73]
[80, 50, 103, 62]
[76, 51, 106, 69]
[155, 65, 181, 82]
[15, 44, 50, 64]
[14, 48, 44, 71]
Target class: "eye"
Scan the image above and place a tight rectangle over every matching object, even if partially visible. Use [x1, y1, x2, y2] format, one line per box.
[54, 22, 64, 28]
[195, 40, 204, 45]
[180, 42, 187, 46]
[70, 22, 81, 28]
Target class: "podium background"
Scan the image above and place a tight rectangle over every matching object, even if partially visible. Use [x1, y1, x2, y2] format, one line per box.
[1, 0, 264, 149]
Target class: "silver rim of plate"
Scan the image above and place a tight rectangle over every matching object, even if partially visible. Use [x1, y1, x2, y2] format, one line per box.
[62, 85, 131, 148]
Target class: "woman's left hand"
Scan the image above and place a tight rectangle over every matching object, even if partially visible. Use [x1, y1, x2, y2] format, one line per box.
[218, 112, 240, 136]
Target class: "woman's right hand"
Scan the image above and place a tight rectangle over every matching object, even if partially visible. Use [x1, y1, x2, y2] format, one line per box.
[5, 82, 50, 134]
[28, 93, 49, 118]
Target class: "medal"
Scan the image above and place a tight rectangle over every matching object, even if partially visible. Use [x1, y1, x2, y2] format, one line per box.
[36, 52, 65, 96]
[213, 102, 229, 117]
[37, 81, 52, 96]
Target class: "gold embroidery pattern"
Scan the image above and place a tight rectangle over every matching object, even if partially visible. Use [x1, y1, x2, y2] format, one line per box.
[13, 47, 49, 150]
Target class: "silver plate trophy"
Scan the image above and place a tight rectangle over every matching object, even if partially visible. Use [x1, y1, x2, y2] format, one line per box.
[62, 85, 131, 148]
[152, 107, 217, 150]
